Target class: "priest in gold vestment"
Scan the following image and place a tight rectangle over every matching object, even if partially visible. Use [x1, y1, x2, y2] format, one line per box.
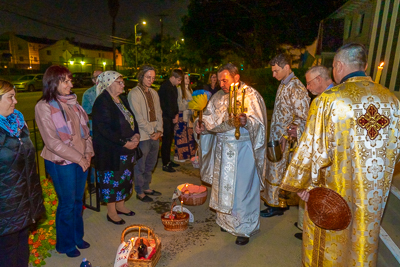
[261, 53, 310, 217]
[281, 43, 400, 266]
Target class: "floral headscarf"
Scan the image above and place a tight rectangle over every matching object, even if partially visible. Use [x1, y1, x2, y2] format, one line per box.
[96, 71, 123, 96]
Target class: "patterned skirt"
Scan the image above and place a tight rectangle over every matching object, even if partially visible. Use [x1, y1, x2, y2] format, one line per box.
[97, 155, 134, 203]
[174, 112, 196, 160]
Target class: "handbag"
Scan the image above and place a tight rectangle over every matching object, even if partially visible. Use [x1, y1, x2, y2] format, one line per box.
[133, 147, 143, 163]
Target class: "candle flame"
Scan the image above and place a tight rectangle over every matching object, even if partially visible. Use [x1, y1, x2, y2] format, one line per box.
[230, 83, 235, 86]
[379, 62, 384, 67]
[235, 82, 239, 86]
[181, 200, 183, 204]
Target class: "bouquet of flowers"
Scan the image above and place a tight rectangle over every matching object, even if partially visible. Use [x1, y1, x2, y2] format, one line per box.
[188, 90, 212, 137]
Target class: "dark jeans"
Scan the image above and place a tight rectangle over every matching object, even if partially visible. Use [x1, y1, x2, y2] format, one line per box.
[45, 160, 87, 253]
[134, 139, 159, 194]
[161, 118, 175, 166]
[0, 227, 30, 267]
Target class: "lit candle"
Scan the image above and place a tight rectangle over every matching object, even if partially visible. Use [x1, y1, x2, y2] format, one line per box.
[228, 83, 234, 114]
[375, 62, 384, 83]
[180, 200, 183, 213]
[241, 86, 247, 113]
[233, 83, 239, 114]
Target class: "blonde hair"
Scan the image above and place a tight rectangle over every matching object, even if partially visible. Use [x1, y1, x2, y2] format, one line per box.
[0, 80, 14, 100]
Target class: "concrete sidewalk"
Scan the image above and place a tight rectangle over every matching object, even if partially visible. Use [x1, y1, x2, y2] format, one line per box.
[45, 161, 302, 267]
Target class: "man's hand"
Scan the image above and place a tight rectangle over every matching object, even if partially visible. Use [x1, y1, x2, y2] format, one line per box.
[287, 124, 298, 138]
[297, 190, 310, 202]
[280, 135, 287, 152]
[131, 134, 140, 146]
[195, 121, 205, 134]
[239, 113, 247, 126]
[172, 114, 179, 124]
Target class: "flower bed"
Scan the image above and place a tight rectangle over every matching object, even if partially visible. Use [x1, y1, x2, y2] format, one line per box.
[29, 176, 58, 266]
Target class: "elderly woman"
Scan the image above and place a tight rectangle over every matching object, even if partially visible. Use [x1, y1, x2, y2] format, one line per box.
[92, 71, 140, 224]
[204, 72, 220, 95]
[128, 65, 163, 202]
[0, 80, 44, 267]
[35, 65, 93, 258]
[174, 73, 195, 162]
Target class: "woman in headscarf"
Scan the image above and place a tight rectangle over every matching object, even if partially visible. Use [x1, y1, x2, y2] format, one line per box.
[35, 65, 92, 258]
[174, 73, 195, 162]
[0, 80, 44, 266]
[92, 71, 140, 225]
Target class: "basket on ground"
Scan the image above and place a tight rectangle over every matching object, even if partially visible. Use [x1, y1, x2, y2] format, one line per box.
[177, 184, 208, 206]
[121, 224, 161, 267]
[161, 211, 189, 231]
[307, 187, 352, 231]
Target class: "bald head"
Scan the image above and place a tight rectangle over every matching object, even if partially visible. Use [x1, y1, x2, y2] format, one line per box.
[332, 43, 367, 83]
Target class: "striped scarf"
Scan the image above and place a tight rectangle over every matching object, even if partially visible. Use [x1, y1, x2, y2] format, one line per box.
[48, 94, 90, 144]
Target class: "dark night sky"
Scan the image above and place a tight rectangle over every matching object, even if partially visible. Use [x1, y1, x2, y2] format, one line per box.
[0, 0, 190, 46]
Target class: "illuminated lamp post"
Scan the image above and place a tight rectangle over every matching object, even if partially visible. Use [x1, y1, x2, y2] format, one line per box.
[135, 21, 146, 69]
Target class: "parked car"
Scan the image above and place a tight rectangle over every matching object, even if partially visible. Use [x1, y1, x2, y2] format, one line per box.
[72, 72, 92, 88]
[11, 74, 44, 92]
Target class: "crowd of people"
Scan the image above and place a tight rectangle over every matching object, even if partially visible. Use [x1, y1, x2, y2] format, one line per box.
[0, 42, 399, 266]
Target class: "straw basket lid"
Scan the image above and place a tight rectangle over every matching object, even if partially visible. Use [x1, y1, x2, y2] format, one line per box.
[308, 187, 352, 231]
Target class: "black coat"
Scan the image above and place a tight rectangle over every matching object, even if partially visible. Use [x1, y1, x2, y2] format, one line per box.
[158, 79, 179, 120]
[0, 125, 45, 236]
[92, 90, 139, 171]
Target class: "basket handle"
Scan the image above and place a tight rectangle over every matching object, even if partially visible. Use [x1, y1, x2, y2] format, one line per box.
[120, 224, 155, 243]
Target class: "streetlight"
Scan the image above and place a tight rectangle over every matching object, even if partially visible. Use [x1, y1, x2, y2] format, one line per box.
[135, 21, 146, 69]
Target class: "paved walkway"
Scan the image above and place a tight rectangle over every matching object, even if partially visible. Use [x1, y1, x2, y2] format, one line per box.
[45, 161, 302, 267]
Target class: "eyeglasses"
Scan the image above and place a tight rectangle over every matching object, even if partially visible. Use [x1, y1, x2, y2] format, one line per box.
[144, 76, 156, 81]
[115, 80, 125, 86]
[306, 75, 320, 86]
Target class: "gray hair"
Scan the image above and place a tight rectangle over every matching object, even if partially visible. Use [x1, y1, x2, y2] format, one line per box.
[334, 43, 367, 70]
[218, 63, 239, 78]
[306, 66, 331, 80]
[137, 65, 156, 85]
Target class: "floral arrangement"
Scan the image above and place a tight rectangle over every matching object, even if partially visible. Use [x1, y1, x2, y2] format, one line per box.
[29, 176, 58, 266]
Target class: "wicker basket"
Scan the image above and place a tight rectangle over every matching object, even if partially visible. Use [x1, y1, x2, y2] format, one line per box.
[178, 186, 207, 206]
[121, 225, 161, 267]
[161, 212, 189, 231]
[308, 187, 352, 231]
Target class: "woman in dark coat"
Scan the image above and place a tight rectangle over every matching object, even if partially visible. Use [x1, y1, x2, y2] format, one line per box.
[92, 71, 140, 225]
[0, 80, 45, 267]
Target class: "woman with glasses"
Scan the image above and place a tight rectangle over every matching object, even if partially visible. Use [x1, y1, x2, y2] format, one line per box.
[92, 71, 140, 224]
[35, 65, 93, 258]
[128, 65, 163, 202]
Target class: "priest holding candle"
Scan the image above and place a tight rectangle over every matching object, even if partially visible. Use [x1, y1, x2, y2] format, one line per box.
[195, 63, 267, 246]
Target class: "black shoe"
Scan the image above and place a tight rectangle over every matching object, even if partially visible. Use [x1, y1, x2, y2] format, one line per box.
[162, 165, 176, 172]
[77, 240, 90, 249]
[66, 248, 81, 258]
[294, 222, 302, 231]
[107, 214, 126, 225]
[116, 210, 136, 216]
[220, 227, 227, 232]
[294, 233, 303, 240]
[235, 237, 249, 246]
[169, 161, 180, 167]
[260, 207, 284, 217]
[264, 202, 289, 210]
[136, 194, 153, 202]
[144, 190, 162, 196]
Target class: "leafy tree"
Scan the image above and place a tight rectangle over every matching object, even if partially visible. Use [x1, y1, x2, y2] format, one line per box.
[181, 0, 347, 68]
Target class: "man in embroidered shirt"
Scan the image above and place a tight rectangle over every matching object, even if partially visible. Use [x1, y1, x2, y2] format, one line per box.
[128, 65, 163, 202]
[280, 43, 400, 266]
[261, 54, 310, 218]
